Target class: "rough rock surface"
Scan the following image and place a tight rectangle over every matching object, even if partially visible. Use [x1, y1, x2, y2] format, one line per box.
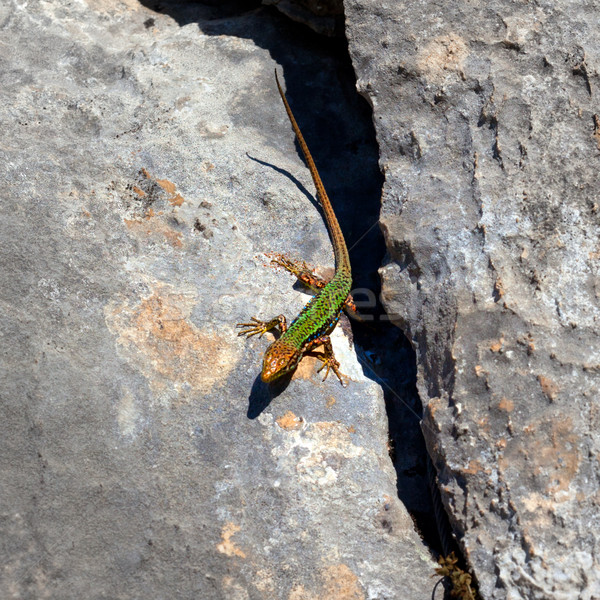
[0, 1, 437, 598]
[345, 0, 600, 598]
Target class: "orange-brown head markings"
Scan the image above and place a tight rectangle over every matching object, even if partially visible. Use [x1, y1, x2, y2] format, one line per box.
[261, 340, 301, 383]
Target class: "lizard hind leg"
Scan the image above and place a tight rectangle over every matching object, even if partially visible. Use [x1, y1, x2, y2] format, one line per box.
[304, 335, 347, 387]
[236, 314, 287, 338]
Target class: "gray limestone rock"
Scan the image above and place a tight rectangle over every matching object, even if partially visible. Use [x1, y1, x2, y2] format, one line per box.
[0, 1, 437, 599]
[345, 0, 600, 598]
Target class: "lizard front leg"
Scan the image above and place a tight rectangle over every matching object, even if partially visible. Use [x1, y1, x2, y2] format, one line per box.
[236, 314, 287, 338]
[267, 253, 328, 293]
[303, 335, 347, 387]
[268, 253, 362, 321]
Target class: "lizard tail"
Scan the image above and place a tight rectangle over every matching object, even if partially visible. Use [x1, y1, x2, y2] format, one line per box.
[275, 69, 351, 275]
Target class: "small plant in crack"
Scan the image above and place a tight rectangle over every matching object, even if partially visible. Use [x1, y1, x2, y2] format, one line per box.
[433, 552, 480, 600]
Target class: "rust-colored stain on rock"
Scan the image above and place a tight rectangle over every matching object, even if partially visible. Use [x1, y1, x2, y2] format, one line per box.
[105, 283, 239, 396]
[124, 216, 183, 248]
[520, 492, 556, 529]
[122, 170, 186, 245]
[288, 564, 364, 600]
[504, 417, 581, 498]
[156, 178, 185, 207]
[123, 175, 184, 248]
[216, 522, 246, 559]
[417, 33, 468, 83]
[319, 564, 364, 600]
[168, 193, 184, 207]
[422, 396, 444, 432]
[315, 421, 336, 431]
[494, 276, 505, 298]
[156, 178, 176, 195]
[276, 411, 303, 431]
[537, 418, 580, 494]
[463, 459, 489, 475]
[490, 337, 504, 352]
[153, 174, 183, 206]
[537, 375, 559, 401]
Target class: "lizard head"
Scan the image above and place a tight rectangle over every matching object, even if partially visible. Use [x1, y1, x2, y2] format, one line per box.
[261, 340, 301, 383]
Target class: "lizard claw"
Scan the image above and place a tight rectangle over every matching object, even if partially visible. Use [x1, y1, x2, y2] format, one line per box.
[236, 314, 287, 339]
[316, 355, 347, 387]
[236, 317, 270, 338]
[268, 253, 326, 293]
[269, 253, 309, 277]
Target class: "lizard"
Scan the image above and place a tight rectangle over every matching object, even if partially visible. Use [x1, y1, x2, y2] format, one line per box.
[236, 70, 354, 386]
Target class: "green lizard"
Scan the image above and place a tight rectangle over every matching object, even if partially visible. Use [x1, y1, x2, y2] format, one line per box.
[236, 70, 354, 386]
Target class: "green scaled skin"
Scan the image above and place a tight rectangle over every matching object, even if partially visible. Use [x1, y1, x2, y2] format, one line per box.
[236, 70, 353, 386]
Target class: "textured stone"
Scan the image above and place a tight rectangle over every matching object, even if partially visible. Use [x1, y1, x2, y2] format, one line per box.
[0, 1, 437, 598]
[345, 0, 600, 598]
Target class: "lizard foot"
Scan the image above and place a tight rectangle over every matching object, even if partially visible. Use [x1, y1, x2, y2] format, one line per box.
[236, 317, 272, 338]
[316, 354, 348, 387]
[236, 314, 287, 338]
[304, 335, 348, 387]
[267, 252, 327, 292]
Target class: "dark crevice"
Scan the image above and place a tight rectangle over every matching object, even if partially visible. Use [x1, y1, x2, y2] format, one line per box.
[500, 39, 522, 53]
[489, 116, 504, 169]
[355, 323, 444, 553]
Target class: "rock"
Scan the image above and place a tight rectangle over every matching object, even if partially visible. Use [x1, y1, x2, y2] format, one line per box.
[0, 1, 437, 598]
[345, 0, 600, 598]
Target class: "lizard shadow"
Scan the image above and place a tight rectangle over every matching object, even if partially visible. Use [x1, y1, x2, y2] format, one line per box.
[247, 372, 292, 419]
[246, 153, 320, 213]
